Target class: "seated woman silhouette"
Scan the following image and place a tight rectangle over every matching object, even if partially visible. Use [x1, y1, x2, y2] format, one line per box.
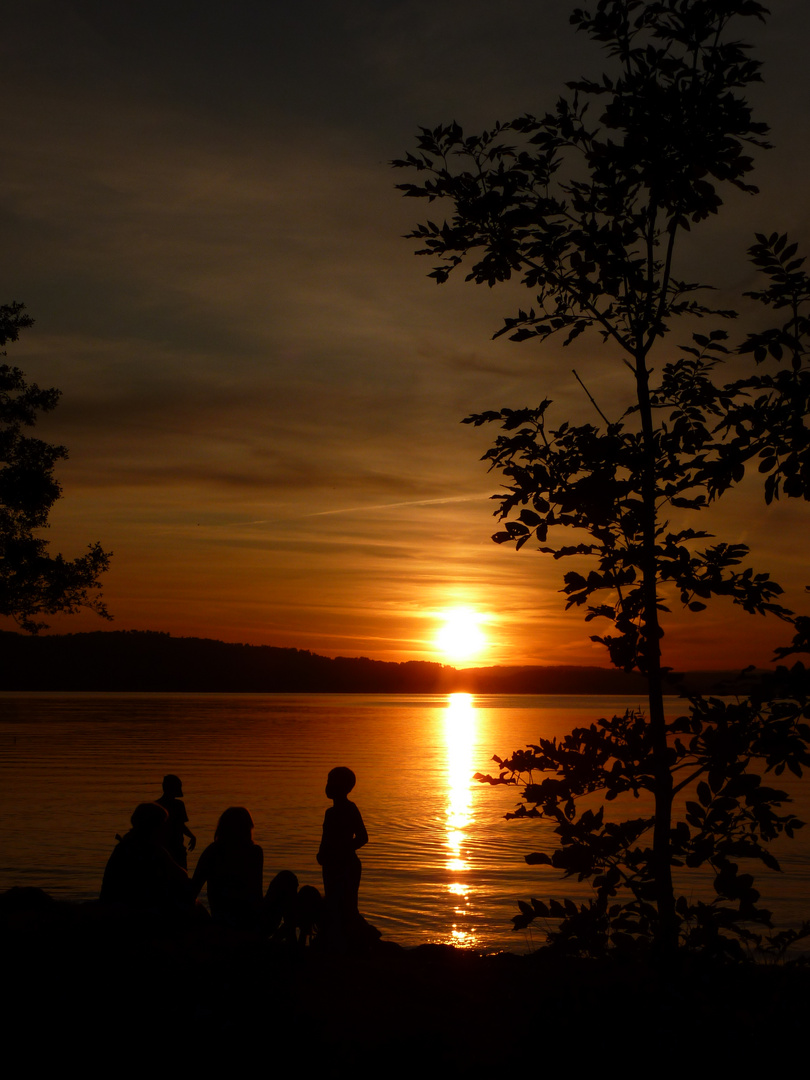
[100, 801, 191, 915]
[191, 807, 264, 931]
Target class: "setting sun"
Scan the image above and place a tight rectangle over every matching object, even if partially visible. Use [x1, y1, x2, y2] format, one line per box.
[435, 608, 488, 664]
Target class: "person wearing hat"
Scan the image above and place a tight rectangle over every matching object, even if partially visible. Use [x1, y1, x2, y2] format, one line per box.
[156, 774, 196, 869]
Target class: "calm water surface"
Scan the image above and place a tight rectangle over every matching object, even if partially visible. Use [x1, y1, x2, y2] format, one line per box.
[1, 692, 807, 952]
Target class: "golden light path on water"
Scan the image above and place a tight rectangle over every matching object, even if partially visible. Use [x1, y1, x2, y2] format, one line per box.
[443, 692, 477, 947]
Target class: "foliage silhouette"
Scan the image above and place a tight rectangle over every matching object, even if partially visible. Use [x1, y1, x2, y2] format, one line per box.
[0, 302, 111, 632]
[396, 0, 809, 959]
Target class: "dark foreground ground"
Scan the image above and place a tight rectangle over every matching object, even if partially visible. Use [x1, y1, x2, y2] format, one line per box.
[3, 888, 808, 1069]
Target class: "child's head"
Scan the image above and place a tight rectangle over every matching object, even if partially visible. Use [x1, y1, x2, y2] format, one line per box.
[162, 774, 183, 797]
[325, 766, 356, 800]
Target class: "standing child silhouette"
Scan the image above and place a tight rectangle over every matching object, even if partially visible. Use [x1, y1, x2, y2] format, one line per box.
[317, 766, 373, 947]
[156, 774, 196, 870]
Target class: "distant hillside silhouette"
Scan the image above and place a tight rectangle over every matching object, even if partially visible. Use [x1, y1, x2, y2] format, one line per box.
[0, 630, 749, 694]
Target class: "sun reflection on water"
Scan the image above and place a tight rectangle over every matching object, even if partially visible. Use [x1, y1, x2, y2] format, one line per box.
[442, 692, 478, 945]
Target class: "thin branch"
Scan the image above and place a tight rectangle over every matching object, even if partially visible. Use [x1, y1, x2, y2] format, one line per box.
[573, 368, 612, 426]
[519, 254, 636, 355]
[647, 220, 680, 354]
[672, 763, 707, 798]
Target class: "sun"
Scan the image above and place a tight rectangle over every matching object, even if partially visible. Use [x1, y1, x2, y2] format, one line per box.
[435, 608, 488, 664]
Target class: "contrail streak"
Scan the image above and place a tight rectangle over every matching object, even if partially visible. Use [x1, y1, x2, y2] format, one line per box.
[308, 494, 484, 517]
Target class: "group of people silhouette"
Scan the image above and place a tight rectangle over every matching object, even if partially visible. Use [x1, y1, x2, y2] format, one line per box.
[100, 767, 379, 950]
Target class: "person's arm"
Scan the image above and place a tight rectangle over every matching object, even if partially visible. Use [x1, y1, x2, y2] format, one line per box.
[183, 823, 197, 852]
[352, 805, 368, 851]
[253, 845, 264, 901]
[161, 845, 193, 906]
[316, 809, 329, 865]
[190, 844, 210, 900]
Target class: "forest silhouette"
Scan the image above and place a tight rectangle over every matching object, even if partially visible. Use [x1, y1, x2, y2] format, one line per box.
[0, 626, 748, 693]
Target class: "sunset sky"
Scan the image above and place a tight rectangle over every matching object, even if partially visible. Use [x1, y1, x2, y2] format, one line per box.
[2, 0, 809, 669]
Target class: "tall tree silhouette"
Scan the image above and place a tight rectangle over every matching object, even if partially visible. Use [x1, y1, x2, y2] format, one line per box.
[0, 302, 111, 632]
[396, 0, 809, 960]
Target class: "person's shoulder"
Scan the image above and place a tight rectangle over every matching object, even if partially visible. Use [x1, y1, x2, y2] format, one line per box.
[105, 836, 128, 861]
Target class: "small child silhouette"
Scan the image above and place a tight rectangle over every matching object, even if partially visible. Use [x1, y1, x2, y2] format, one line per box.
[156, 774, 196, 870]
[317, 767, 371, 947]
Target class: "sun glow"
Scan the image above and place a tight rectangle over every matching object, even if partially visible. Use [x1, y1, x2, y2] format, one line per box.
[435, 608, 488, 663]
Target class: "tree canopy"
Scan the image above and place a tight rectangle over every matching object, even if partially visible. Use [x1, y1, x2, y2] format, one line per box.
[0, 302, 111, 633]
[396, 0, 810, 961]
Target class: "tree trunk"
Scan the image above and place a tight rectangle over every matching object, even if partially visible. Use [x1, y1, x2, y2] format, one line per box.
[635, 357, 677, 960]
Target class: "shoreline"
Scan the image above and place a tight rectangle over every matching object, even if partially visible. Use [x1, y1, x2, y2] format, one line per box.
[4, 887, 808, 1064]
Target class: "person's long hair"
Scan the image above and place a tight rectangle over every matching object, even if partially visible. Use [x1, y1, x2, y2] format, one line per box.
[214, 806, 255, 846]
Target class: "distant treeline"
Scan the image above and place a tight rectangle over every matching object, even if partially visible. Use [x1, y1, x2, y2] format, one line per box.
[0, 630, 752, 695]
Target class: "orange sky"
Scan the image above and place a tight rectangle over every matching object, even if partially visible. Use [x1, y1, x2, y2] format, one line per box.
[2, 1, 809, 670]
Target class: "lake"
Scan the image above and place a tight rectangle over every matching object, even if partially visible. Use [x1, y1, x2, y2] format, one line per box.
[1, 692, 807, 952]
